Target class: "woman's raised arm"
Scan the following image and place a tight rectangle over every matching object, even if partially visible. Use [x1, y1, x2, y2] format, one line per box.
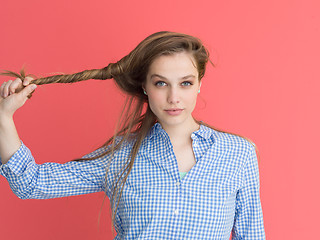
[0, 77, 37, 164]
[0, 77, 113, 199]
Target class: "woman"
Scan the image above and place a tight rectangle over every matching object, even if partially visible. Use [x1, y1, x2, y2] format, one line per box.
[0, 31, 265, 239]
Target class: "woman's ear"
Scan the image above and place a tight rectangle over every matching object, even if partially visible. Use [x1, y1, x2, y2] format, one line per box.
[142, 83, 147, 95]
[142, 82, 147, 91]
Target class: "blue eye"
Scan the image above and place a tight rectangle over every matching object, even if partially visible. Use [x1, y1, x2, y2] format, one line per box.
[182, 81, 192, 86]
[155, 81, 166, 86]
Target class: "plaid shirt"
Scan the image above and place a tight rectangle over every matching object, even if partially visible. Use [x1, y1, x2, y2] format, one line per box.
[0, 122, 266, 239]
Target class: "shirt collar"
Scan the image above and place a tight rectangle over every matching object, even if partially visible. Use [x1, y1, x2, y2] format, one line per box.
[147, 121, 213, 141]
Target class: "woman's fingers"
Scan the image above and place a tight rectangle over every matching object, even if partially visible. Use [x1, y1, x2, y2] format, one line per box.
[0, 77, 34, 98]
[3, 80, 13, 98]
[23, 76, 34, 86]
[0, 82, 37, 117]
[8, 78, 23, 95]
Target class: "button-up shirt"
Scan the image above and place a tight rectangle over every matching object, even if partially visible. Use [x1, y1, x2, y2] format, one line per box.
[0, 122, 266, 239]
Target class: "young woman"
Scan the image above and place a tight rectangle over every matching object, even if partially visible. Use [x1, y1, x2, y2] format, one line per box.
[0, 31, 266, 239]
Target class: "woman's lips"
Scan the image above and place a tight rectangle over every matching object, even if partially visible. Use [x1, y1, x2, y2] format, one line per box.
[165, 109, 184, 116]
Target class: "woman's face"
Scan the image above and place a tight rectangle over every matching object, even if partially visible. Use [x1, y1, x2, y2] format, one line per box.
[144, 51, 201, 129]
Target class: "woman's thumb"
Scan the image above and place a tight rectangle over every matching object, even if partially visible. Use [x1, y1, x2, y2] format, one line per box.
[22, 84, 37, 98]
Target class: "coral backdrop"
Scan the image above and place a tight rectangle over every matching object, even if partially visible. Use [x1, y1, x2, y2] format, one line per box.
[1, 0, 319, 239]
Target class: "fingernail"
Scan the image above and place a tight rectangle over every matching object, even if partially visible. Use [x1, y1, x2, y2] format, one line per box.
[31, 85, 37, 90]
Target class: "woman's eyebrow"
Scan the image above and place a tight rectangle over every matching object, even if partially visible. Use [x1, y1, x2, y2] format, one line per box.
[150, 74, 196, 80]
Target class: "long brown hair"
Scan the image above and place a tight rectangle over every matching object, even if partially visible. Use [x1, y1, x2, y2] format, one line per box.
[0, 31, 260, 237]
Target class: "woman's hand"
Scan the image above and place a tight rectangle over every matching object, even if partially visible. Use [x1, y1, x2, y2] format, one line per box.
[0, 77, 37, 118]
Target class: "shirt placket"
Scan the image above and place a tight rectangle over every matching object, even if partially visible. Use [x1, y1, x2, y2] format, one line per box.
[159, 131, 183, 236]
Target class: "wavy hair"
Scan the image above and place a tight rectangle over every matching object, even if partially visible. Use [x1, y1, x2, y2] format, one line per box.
[0, 31, 260, 237]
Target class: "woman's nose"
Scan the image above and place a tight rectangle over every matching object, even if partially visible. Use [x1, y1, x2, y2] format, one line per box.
[167, 87, 180, 104]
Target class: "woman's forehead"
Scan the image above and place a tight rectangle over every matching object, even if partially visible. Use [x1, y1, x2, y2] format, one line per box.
[147, 52, 198, 77]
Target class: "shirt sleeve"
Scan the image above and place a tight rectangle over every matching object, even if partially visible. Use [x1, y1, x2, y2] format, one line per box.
[0, 140, 112, 200]
[231, 145, 266, 239]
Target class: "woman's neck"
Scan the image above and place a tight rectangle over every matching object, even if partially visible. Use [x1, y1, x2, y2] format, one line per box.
[160, 120, 200, 146]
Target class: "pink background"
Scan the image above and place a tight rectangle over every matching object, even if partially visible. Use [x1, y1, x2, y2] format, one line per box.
[1, 0, 319, 239]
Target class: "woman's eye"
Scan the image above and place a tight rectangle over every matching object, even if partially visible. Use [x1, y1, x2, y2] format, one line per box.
[155, 81, 166, 86]
[181, 81, 192, 86]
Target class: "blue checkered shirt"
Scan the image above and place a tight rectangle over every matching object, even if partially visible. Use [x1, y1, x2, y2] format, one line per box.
[0, 122, 265, 239]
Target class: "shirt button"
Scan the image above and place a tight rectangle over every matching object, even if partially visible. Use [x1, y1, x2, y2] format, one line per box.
[174, 209, 179, 215]
[175, 181, 180, 186]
